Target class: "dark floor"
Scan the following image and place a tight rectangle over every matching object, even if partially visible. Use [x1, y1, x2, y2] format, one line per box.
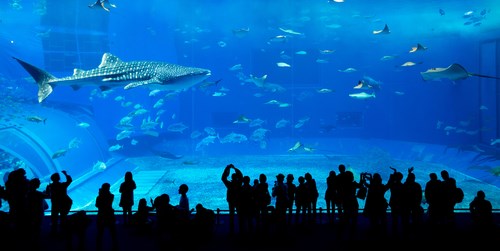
[2, 211, 499, 251]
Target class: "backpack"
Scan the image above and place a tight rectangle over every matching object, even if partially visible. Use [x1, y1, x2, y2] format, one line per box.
[455, 187, 464, 203]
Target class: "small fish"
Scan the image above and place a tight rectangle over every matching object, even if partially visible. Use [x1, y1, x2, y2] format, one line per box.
[319, 49, 335, 55]
[229, 64, 243, 71]
[52, 149, 68, 159]
[380, 55, 396, 61]
[265, 99, 281, 105]
[338, 67, 357, 73]
[217, 41, 227, 48]
[439, 8, 445, 16]
[303, 146, 315, 153]
[278, 27, 304, 36]
[317, 88, 334, 93]
[232, 27, 250, 38]
[372, 24, 390, 35]
[108, 144, 123, 152]
[27, 116, 47, 124]
[92, 161, 107, 171]
[77, 122, 90, 128]
[149, 89, 162, 96]
[491, 139, 500, 146]
[295, 51, 307, 55]
[277, 62, 291, 68]
[212, 92, 226, 97]
[153, 99, 164, 109]
[268, 35, 287, 43]
[480, 105, 488, 110]
[198, 79, 222, 90]
[349, 92, 376, 99]
[130, 139, 138, 145]
[463, 11, 474, 18]
[401, 61, 421, 67]
[315, 59, 329, 64]
[114, 96, 125, 101]
[167, 122, 189, 133]
[275, 119, 290, 128]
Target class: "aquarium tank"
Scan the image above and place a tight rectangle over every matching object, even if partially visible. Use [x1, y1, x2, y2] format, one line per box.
[0, 0, 499, 213]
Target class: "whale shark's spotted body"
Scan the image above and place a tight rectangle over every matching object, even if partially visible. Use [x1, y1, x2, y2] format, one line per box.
[13, 53, 211, 103]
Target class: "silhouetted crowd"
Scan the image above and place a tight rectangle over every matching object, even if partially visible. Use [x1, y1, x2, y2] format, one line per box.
[0, 164, 497, 250]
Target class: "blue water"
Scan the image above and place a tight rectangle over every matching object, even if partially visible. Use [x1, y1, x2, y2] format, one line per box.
[1, 0, 500, 211]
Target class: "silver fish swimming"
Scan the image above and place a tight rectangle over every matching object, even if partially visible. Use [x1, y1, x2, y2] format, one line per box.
[13, 53, 211, 103]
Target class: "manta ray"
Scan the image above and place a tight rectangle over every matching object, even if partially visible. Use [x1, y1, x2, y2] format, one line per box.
[420, 63, 500, 81]
[13, 53, 211, 103]
[373, 24, 390, 35]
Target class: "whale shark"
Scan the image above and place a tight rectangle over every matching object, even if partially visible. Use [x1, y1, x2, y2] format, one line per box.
[13, 53, 211, 103]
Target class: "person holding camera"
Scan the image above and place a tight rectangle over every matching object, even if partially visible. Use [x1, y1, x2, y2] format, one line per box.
[221, 164, 243, 234]
[362, 172, 390, 234]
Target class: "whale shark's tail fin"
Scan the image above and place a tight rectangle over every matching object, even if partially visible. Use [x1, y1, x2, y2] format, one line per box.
[13, 57, 56, 103]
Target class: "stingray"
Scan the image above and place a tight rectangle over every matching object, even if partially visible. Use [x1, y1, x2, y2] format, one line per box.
[420, 63, 500, 81]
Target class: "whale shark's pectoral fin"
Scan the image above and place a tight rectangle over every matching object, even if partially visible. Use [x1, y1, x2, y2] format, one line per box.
[124, 78, 162, 90]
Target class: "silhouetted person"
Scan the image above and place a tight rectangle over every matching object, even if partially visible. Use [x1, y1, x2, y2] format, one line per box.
[67, 210, 91, 251]
[440, 170, 457, 225]
[221, 164, 243, 234]
[95, 182, 118, 251]
[285, 173, 297, 224]
[193, 203, 216, 243]
[402, 167, 423, 232]
[272, 173, 288, 228]
[295, 176, 307, 224]
[324, 170, 338, 223]
[133, 198, 154, 234]
[26, 177, 49, 249]
[175, 184, 192, 221]
[4, 168, 29, 232]
[238, 175, 256, 235]
[387, 167, 405, 235]
[425, 172, 443, 225]
[254, 173, 271, 231]
[362, 172, 389, 234]
[304, 172, 319, 223]
[46, 170, 73, 236]
[469, 190, 493, 231]
[152, 193, 176, 235]
[340, 170, 363, 234]
[335, 164, 348, 223]
[119, 171, 136, 226]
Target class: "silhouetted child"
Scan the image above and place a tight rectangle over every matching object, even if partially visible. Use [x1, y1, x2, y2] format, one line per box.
[133, 198, 154, 234]
[193, 203, 215, 243]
